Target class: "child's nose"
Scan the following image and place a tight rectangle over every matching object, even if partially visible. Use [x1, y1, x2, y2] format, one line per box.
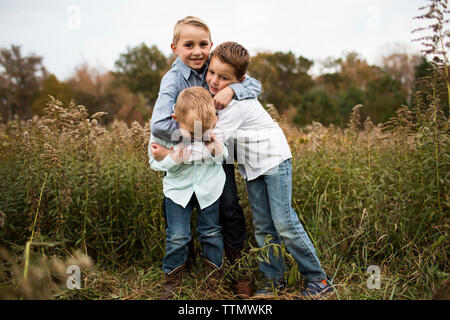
[193, 45, 202, 55]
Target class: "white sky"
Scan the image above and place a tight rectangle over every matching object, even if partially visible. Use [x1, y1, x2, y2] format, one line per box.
[0, 0, 428, 80]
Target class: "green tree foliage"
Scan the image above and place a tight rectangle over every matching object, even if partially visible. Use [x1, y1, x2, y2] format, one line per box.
[414, 57, 448, 111]
[311, 52, 407, 126]
[337, 85, 366, 126]
[31, 74, 72, 116]
[294, 89, 338, 126]
[414, 56, 433, 87]
[380, 49, 422, 104]
[248, 51, 314, 113]
[114, 43, 168, 107]
[365, 73, 407, 123]
[412, 0, 450, 114]
[0, 43, 417, 128]
[0, 45, 46, 121]
[248, 50, 408, 127]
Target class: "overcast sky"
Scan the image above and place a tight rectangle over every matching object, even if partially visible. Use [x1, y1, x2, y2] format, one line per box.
[0, 0, 428, 80]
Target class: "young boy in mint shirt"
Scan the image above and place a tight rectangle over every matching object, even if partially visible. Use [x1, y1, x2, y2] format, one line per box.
[150, 16, 261, 285]
[149, 87, 227, 299]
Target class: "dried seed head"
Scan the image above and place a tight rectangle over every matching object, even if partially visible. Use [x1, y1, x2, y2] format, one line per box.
[347, 104, 363, 133]
[0, 210, 4, 228]
[91, 112, 108, 120]
[40, 143, 62, 171]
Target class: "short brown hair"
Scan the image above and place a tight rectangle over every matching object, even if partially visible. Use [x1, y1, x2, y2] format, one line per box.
[172, 16, 211, 45]
[211, 42, 250, 78]
[174, 87, 217, 132]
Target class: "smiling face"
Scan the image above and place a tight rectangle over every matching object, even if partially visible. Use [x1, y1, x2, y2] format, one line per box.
[171, 24, 212, 71]
[206, 56, 244, 96]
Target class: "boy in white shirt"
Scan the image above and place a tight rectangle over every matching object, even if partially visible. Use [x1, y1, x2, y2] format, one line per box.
[208, 42, 334, 298]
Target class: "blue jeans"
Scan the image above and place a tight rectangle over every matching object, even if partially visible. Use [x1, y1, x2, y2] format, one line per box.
[163, 195, 223, 275]
[246, 159, 327, 282]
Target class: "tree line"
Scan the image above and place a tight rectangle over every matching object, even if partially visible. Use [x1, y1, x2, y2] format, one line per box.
[0, 43, 441, 127]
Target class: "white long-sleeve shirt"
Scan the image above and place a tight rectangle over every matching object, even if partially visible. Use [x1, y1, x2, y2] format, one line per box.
[214, 98, 292, 181]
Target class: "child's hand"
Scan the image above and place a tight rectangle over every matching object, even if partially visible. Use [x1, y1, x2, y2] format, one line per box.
[213, 86, 234, 110]
[150, 143, 171, 161]
[170, 144, 192, 164]
[204, 134, 223, 157]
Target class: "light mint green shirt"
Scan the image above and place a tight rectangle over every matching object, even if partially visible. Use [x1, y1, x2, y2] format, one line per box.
[148, 134, 227, 209]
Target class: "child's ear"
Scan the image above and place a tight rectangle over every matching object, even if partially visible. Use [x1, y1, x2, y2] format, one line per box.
[171, 113, 178, 122]
[170, 43, 177, 55]
[238, 74, 246, 83]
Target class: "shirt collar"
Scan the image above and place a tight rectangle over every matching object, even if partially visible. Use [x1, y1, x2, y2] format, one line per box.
[173, 56, 209, 80]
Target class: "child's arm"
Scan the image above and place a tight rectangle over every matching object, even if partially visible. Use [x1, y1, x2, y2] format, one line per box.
[149, 144, 192, 171]
[148, 135, 191, 171]
[213, 74, 262, 109]
[213, 101, 248, 143]
[148, 145, 177, 172]
[150, 72, 180, 142]
[150, 137, 227, 164]
[150, 143, 171, 162]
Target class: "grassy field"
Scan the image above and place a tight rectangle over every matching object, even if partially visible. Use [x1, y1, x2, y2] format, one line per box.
[0, 88, 448, 299]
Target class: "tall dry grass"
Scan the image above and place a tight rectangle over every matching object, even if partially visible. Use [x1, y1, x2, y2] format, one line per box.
[0, 91, 447, 299]
[0, 0, 448, 298]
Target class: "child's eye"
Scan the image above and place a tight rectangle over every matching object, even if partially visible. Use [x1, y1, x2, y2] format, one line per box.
[184, 43, 193, 48]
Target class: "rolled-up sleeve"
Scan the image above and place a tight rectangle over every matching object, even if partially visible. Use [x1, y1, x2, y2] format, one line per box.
[149, 153, 178, 171]
[148, 134, 178, 172]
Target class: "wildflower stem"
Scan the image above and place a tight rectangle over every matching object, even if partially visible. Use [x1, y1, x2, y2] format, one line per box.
[438, 26, 450, 114]
[433, 104, 442, 213]
[83, 136, 89, 256]
[23, 172, 49, 280]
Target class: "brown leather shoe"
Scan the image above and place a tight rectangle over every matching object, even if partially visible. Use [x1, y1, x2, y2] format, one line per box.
[234, 278, 254, 299]
[223, 242, 254, 297]
[160, 264, 185, 300]
[204, 258, 223, 291]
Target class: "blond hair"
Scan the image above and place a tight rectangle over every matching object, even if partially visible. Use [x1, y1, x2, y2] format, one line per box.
[211, 41, 250, 78]
[174, 87, 217, 132]
[172, 16, 211, 45]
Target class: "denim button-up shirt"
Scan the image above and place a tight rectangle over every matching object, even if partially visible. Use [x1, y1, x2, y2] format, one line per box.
[150, 56, 262, 143]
